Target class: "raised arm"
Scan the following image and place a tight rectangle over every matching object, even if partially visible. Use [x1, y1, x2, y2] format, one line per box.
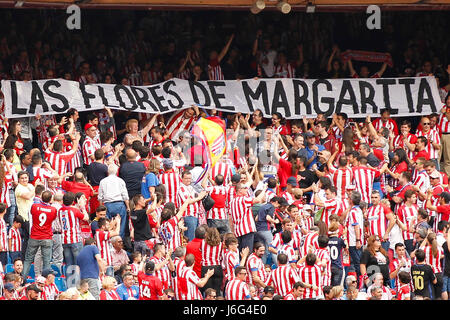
[218, 34, 234, 63]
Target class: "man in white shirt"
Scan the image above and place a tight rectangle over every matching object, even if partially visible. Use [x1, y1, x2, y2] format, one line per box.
[98, 164, 130, 238]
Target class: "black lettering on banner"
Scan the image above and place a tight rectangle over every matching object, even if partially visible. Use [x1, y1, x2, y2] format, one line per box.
[163, 81, 184, 110]
[189, 81, 211, 107]
[293, 79, 311, 115]
[29, 81, 49, 114]
[271, 80, 291, 117]
[43, 80, 69, 112]
[398, 78, 416, 113]
[312, 79, 335, 117]
[79, 83, 96, 109]
[10, 81, 27, 115]
[359, 80, 378, 114]
[241, 81, 267, 114]
[207, 81, 235, 111]
[129, 86, 159, 112]
[114, 85, 138, 111]
[416, 78, 437, 114]
[335, 80, 359, 114]
[376, 78, 398, 114]
[148, 85, 169, 113]
[97, 85, 113, 108]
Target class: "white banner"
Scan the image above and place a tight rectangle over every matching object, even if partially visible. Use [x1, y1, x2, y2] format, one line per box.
[1, 76, 442, 119]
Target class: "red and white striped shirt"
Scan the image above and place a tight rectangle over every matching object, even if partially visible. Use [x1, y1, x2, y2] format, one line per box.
[184, 267, 203, 300]
[271, 231, 301, 252]
[31, 166, 54, 187]
[95, 229, 112, 266]
[65, 143, 83, 173]
[320, 198, 342, 228]
[390, 257, 412, 291]
[278, 243, 298, 263]
[438, 112, 450, 135]
[299, 232, 319, 259]
[159, 169, 181, 204]
[206, 185, 229, 220]
[267, 264, 300, 297]
[8, 227, 21, 252]
[413, 170, 430, 207]
[149, 255, 172, 290]
[211, 162, 233, 186]
[158, 216, 182, 252]
[223, 249, 240, 281]
[147, 69, 161, 84]
[315, 247, 331, 287]
[397, 284, 411, 300]
[0, 218, 7, 252]
[372, 118, 399, 135]
[82, 136, 100, 166]
[201, 239, 223, 267]
[330, 167, 353, 200]
[166, 111, 197, 142]
[229, 196, 256, 238]
[367, 204, 392, 239]
[0, 161, 17, 207]
[352, 166, 380, 204]
[225, 278, 251, 300]
[397, 204, 418, 241]
[42, 283, 59, 300]
[298, 264, 323, 299]
[176, 184, 201, 218]
[44, 149, 75, 177]
[416, 128, 440, 159]
[58, 205, 85, 244]
[423, 245, 443, 273]
[246, 253, 268, 286]
[393, 133, 417, 159]
[207, 59, 224, 80]
[346, 206, 364, 247]
[173, 257, 187, 300]
[274, 63, 296, 78]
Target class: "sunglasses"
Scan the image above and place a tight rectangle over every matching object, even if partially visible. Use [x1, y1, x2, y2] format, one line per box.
[423, 123, 430, 125]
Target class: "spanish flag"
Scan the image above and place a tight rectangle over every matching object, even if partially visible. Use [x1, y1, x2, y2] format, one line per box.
[190, 117, 227, 184]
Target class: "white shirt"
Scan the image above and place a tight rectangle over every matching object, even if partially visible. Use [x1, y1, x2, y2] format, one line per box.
[98, 174, 129, 203]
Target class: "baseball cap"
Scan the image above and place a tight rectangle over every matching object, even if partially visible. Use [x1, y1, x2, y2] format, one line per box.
[3, 283, 15, 292]
[429, 170, 440, 179]
[84, 123, 95, 132]
[42, 269, 57, 278]
[303, 204, 312, 211]
[286, 177, 298, 187]
[231, 173, 241, 184]
[346, 184, 356, 190]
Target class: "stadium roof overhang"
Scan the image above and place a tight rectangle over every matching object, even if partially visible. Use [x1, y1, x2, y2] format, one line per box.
[1, 0, 450, 11]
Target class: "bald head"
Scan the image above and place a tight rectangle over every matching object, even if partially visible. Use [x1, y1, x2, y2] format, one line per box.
[126, 148, 137, 160]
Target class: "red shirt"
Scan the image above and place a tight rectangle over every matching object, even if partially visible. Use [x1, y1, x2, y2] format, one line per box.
[61, 180, 94, 200]
[30, 202, 58, 240]
[413, 149, 430, 161]
[436, 205, 450, 222]
[137, 271, 163, 300]
[186, 238, 203, 278]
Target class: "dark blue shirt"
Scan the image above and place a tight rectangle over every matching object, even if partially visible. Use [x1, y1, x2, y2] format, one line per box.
[328, 236, 346, 269]
[256, 203, 275, 232]
[77, 245, 100, 279]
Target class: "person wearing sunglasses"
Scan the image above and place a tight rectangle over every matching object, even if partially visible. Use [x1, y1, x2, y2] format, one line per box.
[416, 116, 440, 170]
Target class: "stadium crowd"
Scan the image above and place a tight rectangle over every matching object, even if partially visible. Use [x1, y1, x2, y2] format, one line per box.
[0, 9, 449, 300]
